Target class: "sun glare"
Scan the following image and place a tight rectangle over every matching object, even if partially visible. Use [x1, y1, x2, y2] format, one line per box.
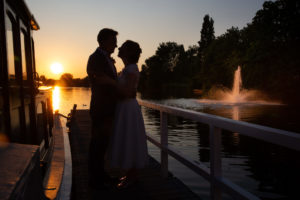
[50, 62, 63, 74]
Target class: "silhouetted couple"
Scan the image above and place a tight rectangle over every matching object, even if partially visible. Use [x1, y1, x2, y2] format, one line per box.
[87, 28, 148, 191]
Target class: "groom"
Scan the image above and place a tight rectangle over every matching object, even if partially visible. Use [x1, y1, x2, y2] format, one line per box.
[87, 28, 118, 189]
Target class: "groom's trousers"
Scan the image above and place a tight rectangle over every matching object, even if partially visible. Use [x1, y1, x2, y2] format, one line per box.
[88, 116, 114, 187]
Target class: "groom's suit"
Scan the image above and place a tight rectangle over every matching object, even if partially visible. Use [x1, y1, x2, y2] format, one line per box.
[87, 47, 118, 187]
[88, 48, 118, 119]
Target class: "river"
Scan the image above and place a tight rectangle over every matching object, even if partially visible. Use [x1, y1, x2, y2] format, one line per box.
[53, 86, 300, 200]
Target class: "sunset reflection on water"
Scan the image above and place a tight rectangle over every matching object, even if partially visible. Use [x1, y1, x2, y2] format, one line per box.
[52, 86, 60, 112]
[51, 87, 91, 116]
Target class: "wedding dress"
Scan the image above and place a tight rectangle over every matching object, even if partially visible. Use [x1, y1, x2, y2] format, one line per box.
[108, 64, 148, 169]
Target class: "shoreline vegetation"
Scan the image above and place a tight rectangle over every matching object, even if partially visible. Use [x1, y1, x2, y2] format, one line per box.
[41, 0, 299, 105]
[39, 73, 90, 88]
[137, 0, 300, 104]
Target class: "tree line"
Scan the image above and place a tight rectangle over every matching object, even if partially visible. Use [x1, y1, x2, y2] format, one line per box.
[138, 0, 300, 104]
[39, 73, 90, 87]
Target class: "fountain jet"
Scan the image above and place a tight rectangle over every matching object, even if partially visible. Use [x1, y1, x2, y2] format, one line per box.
[199, 65, 280, 105]
[226, 66, 244, 103]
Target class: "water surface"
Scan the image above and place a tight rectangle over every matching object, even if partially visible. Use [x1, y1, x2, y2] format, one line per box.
[53, 87, 300, 200]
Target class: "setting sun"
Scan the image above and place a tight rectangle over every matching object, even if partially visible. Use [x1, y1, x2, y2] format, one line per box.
[50, 62, 63, 74]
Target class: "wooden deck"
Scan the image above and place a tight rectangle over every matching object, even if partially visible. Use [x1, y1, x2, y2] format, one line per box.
[68, 109, 201, 200]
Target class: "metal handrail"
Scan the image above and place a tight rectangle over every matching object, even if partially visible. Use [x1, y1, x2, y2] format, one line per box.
[54, 104, 77, 128]
[137, 99, 300, 200]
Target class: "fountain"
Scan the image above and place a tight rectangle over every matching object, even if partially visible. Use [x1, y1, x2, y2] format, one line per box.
[160, 65, 282, 124]
[160, 65, 281, 122]
[196, 65, 280, 105]
[225, 66, 244, 103]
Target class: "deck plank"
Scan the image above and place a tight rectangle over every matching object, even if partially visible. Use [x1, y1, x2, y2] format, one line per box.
[69, 109, 200, 200]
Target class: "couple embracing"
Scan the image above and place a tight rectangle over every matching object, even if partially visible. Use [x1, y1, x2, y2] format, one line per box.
[87, 28, 148, 190]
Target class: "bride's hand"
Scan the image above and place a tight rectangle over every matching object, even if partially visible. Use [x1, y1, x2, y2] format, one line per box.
[95, 74, 116, 86]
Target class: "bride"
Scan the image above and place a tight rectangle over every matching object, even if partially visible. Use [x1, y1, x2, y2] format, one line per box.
[108, 40, 148, 189]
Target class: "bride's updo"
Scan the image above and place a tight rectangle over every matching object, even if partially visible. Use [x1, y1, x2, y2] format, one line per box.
[121, 40, 142, 64]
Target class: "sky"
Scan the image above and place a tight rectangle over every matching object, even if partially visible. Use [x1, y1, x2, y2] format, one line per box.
[25, 0, 269, 79]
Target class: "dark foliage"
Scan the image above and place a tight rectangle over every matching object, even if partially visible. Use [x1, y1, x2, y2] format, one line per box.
[40, 74, 90, 87]
[139, 0, 300, 104]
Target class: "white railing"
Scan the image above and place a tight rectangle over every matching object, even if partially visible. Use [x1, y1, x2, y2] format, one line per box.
[137, 99, 300, 200]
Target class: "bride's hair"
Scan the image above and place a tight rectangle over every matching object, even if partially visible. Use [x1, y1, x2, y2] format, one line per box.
[122, 40, 142, 63]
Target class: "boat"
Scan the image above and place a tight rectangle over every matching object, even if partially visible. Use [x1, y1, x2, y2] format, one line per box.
[0, 0, 70, 199]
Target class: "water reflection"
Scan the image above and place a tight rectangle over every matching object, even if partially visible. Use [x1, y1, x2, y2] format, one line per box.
[141, 97, 300, 199]
[52, 88, 300, 200]
[158, 98, 300, 132]
[52, 86, 60, 112]
[51, 87, 91, 116]
[232, 106, 240, 121]
[232, 106, 241, 145]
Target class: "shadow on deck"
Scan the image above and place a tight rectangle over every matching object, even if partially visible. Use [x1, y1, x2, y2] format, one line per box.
[68, 109, 200, 200]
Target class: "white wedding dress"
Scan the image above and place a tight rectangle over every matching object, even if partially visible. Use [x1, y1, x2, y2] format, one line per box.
[108, 64, 148, 169]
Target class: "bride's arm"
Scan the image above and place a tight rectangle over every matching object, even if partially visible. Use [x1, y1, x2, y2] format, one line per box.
[94, 73, 117, 86]
[92, 71, 137, 100]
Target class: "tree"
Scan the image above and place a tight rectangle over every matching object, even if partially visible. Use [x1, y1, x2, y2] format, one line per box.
[139, 0, 300, 103]
[242, 0, 300, 103]
[252, 0, 300, 43]
[191, 14, 216, 89]
[59, 73, 73, 86]
[138, 64, 149, 92]
[198, 15, 215, 60]
[45, 79, 56, 86]
[198, 27, 244, 91]
[199, 0, 300, 103]
[145, 42, 185, 87]
[39, 75, 47, 84]
[81, 76, 90, 87]
[138, 42, 196, 97]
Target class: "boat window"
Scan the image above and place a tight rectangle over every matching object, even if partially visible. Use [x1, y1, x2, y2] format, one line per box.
[46, 98, 53, 137]
[31, 38, 37, 79]
[36, 102, 44, 144]
[0, 89, 4, 140]
[36, 100, 50, 147]
[6, 13, 22, 142]
[20, 31, 27, 82]
[5, 15, 16, 82]
[42, 101, 50, 148]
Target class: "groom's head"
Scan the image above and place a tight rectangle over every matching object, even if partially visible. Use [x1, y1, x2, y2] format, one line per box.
[97, 28, 118, 55]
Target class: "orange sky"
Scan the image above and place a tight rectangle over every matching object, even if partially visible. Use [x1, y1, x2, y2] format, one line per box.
[26, 0, 267, 79]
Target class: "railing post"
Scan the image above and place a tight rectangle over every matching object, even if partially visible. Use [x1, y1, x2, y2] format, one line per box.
[210, 125, 222, 200]
[160, 111, 168, 178]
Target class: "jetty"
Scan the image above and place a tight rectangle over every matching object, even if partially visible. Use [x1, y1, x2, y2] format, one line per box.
[68, 109, 200, 200]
